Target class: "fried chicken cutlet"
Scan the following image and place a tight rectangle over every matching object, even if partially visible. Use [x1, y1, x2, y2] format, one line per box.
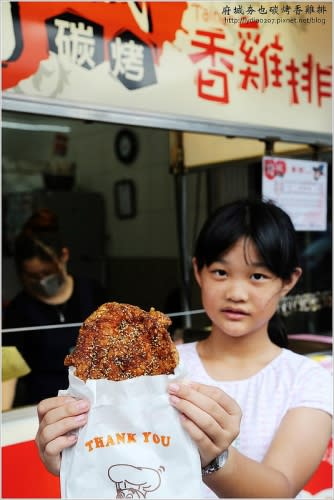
[64, 302, 179, 381]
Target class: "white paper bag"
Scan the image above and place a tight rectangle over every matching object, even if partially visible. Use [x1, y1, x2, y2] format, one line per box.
[59, 362, 203, 499]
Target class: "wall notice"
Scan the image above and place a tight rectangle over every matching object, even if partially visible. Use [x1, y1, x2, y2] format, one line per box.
[262, 156, 328, 231]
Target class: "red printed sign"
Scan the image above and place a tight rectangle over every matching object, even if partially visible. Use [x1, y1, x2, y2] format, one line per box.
[2, 2, 187, 90]
[2, 2, 332, 135]
[263, 158, 287, 180]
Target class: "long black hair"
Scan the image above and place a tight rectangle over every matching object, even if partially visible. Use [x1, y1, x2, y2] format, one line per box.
[194, 198, 301, 347]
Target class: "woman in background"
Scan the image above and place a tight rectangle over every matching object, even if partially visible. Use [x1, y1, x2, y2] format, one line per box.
[2, 208, 107, 406]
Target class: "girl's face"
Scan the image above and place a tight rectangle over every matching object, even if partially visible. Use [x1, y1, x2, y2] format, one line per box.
[193, 237, 301, 340]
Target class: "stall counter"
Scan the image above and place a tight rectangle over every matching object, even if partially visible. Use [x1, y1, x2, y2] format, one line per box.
[2, 405, 60, 498]
[2, 352, 332, 498]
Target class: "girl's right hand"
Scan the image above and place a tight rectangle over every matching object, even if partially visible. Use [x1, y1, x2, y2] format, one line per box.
[35, 396, 90, 475]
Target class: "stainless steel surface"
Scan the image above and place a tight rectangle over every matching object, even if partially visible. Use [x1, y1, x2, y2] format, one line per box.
[3, 94, 332, 146]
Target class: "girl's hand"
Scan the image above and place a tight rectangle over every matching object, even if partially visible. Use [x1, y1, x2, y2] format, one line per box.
[35, 396, 90, 475]
[168, 382, 241, 467]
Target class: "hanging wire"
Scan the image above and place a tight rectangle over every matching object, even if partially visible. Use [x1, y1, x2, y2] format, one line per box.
[2, 290, 331, 334]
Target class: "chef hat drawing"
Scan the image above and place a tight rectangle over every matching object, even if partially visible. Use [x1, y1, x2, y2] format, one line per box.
[313, 164, 324, 174]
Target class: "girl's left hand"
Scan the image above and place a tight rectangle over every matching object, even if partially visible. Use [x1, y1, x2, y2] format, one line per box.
[168, 382, 241, 467]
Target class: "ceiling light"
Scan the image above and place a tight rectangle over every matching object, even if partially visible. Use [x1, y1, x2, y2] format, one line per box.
[2, 121, 71, 133]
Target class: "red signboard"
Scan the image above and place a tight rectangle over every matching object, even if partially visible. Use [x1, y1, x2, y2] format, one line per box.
[2, 2, 332, 136]
[2, 2, 187, 90]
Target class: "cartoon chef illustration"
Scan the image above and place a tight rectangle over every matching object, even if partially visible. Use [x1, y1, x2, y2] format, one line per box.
[108, 464, 164, 498]
[313, 164, 325, 181]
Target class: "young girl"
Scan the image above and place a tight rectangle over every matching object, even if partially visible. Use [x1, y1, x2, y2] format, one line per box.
[35, 199, 332, 498]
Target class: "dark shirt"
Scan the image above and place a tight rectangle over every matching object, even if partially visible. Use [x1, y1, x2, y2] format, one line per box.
[2, 275, 107, 406]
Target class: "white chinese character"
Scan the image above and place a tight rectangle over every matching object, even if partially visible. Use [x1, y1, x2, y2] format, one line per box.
[110, 37, 144, 82]
[54, 19, 96, 69]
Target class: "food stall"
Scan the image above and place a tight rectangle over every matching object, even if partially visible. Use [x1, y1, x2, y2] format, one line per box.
[2, 1, 332, 497]
[2, 0, 332, 316]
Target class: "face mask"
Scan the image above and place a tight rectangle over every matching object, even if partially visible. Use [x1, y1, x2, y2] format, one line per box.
[35, 273, 65, 297]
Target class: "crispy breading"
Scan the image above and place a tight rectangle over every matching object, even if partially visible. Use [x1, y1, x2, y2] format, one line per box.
[64, 302, 179, 381]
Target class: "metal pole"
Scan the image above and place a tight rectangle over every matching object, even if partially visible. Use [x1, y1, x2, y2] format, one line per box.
[172, 132, 192, 329]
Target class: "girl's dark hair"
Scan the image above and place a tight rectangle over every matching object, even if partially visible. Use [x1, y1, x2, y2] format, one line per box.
[14, 208, 65, 273]
[194, 198, 301, 347]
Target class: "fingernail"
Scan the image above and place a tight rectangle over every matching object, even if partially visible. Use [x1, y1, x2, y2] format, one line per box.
[75, 400, 89, 411]
[168, 383, 180, 394]
[67, 432, 78, 440]
[169, 395, 180, 405]
[67, 430, 77, 436]
[75, 413, 87, 422]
